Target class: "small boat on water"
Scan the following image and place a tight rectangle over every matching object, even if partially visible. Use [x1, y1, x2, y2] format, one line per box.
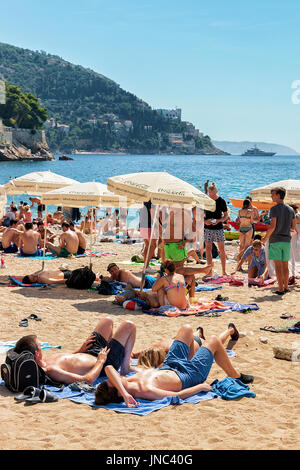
[229, 221, 269, 232]
[242, 145, 276, 156]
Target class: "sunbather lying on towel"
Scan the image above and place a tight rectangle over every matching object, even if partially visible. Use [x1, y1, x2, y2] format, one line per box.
[95, 323, 254, 407]
[101, 263, 156, 289]
[14, 318, 136, 385]
[22, 268, 75, 285]
[132, 323, 240, 366]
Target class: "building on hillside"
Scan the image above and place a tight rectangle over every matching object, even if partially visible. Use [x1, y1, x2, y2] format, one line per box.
[184, 122, 203, 138]
[44, 118, 56, 129]
[156, 108, 182, 121]
[57, 124, 70, 134]
[124, 120, 133, 131]
[0, 119, 13, 145]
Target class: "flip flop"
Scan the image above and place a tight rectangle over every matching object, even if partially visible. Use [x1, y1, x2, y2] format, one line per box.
[196, 326, 206, 340]
[228, 323, 239, 341]
[28, 314, 42, 321]
[260, 326, 278, 332]
[15, 386, 41, 402]
[26, 388, 59, 403]
[19, 318, 28, 327]
[215, 294, 229, 301]
[280, 314, 295, 319]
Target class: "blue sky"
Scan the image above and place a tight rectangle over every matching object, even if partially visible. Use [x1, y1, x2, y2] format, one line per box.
[1, 0, 300, 150]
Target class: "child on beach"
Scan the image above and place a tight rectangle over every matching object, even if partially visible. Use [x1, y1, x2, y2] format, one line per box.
[232, 240, 268, 283]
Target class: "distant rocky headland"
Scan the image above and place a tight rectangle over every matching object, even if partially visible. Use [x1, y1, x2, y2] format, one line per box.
[0, 119, 54, 162]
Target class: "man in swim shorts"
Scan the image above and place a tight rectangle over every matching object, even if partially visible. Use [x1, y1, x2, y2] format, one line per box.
[15, 318, 136, 385]
[263, 187, 296, 295]
[47, 221, 79, 257]
[95, 324, 254, 407]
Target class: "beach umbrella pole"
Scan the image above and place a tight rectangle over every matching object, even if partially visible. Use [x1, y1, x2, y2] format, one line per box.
[140, 205, 159, 292]
[42, 205, 48, 270]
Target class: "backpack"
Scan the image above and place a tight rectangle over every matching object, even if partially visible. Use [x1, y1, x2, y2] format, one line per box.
[97, 280, 126, 295]
[1, 348, 45, 393]
[65, 266, 96, 289]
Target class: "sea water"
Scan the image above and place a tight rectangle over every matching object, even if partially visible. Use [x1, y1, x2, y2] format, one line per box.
[1, 153, 299, 223]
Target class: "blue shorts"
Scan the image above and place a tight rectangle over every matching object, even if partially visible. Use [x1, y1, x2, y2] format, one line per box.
[144, 275, 156, 289]
[161, 340, 214, 389]
[20, 248, 43, 257]
[4, 243, 18, 253]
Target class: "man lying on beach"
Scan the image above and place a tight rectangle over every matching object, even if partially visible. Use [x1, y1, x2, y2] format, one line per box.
[95, 323, 254, 407]
[1, 220, 23, 253]
[15, 318, 136, 385]
[22, 267, 99, 286]
[47, 221, 79, 258]
[18, 222, 43, 257]
[101, 262, 156, 289]
[132, 323, 240, 366]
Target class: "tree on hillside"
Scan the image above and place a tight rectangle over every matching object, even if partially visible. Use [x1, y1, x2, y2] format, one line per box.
[0, 82, 48, 129]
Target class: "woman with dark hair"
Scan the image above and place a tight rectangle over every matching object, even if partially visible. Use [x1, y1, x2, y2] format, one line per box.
[237, 199, 254, 255]
[151, 259, 189, 309]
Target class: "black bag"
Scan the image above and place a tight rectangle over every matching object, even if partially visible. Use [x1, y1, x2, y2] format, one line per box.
[1, 348, 45, 392]
[1, 348, 63, 393]
[65, 266, 96, 289]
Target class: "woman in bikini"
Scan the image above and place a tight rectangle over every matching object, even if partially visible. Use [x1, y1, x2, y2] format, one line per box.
[151, 259, 189, 309]
[238, 199, 254, 256]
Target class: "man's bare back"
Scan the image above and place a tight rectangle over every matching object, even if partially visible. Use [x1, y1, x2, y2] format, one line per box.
[19, 229, 41, 254]
[2, 227, 22, 248]
[60, 230, 79, 254]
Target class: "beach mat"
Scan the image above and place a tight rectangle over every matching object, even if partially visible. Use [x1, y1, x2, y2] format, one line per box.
[0, 341, 61, 354]
[9, 276, 47, 288]
[142, 301, 259, 317]
[16, 251, 117, 260]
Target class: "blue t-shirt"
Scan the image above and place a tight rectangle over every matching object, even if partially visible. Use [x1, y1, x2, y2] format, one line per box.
[242, 246, 266, 276]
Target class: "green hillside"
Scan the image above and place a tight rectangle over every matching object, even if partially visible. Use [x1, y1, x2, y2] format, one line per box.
[0, 42, 222, 154]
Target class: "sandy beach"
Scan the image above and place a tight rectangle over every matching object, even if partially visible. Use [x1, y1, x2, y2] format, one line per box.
[0, 239, 299, 451]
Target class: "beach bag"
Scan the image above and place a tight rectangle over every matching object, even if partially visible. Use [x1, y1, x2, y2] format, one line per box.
[1, 348, 45, 392]
[65, 266, 96, 289]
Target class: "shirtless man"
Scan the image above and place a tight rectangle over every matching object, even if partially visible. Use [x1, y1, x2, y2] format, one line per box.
[14, 318, 136, 385]
[53, 207, 64, 224]
[1, 220, 23, 253]
[70, 221, 86, 255]
[47, 221, 79, 257]
[162, 207, 212, 297]
[29, 197, 44, 219]
[102, 263, 156, 289]
[95, 324, 254, 407]
[18, 222, 43, 256]
[22, 267, 99, 286]
[36, 221, 56, 244]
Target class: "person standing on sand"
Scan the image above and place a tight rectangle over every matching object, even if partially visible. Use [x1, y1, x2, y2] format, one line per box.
[204, 182, 229, 277]
[263, 187, 296, 295]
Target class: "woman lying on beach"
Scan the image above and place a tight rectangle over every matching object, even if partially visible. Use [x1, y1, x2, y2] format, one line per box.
[132, 323, 240, 367]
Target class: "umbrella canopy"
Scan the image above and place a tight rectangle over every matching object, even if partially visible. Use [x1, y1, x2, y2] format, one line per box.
[250, 180, 300, 203]
[107, 171, 216, 210]
[42, 181, 137, 208]
[0, 185, 7, 219]
[4, 170, 78, 195]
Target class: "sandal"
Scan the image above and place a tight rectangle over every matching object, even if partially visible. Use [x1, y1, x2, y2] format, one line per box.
[19, 318, 28, 327]
[28, 314, 42, 321]
[228, 323, 239, 341]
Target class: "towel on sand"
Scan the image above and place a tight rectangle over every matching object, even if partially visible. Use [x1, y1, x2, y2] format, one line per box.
[37, 375, 252, 415]
[142, 301, 259, 317]
[0, 341, 61, 354]
[16, 251, 117, 260]
[9, 276, 47, 288]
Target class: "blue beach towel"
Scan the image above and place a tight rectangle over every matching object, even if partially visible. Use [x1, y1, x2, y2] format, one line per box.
[195, 285, 222, 292]
[0, 341, 61, 354]
[211, 377, 256, 400]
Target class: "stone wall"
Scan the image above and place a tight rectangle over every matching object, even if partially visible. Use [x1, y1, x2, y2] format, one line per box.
[12, 128, 47, 151]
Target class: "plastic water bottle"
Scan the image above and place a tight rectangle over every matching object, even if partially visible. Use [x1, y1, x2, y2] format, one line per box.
[0, 257, 6, 269]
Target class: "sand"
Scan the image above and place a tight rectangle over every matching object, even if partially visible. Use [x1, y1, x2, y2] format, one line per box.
[0, 240, 299, 450]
